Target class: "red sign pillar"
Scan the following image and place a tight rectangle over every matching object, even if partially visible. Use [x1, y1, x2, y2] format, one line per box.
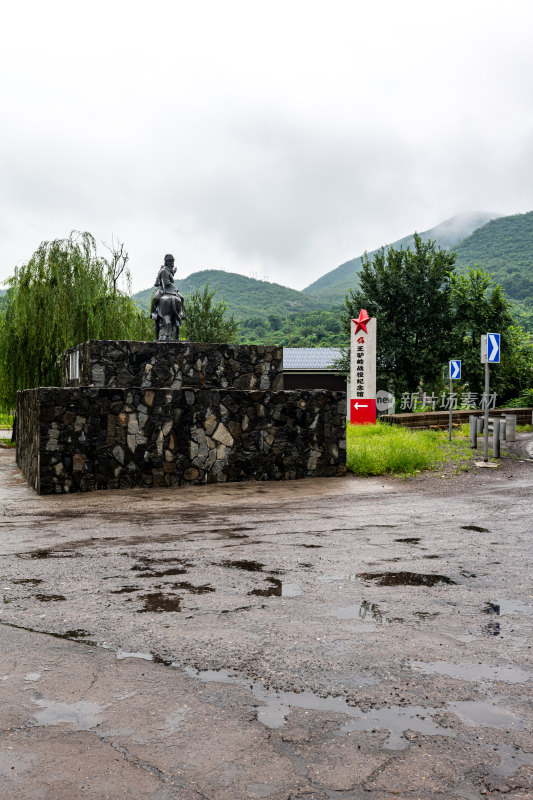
[350, 310, 377, 425]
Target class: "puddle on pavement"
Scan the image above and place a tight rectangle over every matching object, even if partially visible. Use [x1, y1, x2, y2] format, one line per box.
[462, 525, 490, 533]
[32, 698, 106, 730]
[162, 581, 215, 594]
[449, 701, 526, 730]
[485, 599, 533, 617]
[137, 593, 182, 613]
[133, 566, 189, 578]
[12, 578, 43, 585]
[493, 744, 533, 777]
[184, 666, 241, 683]
[482, 602, 502, 635]
[110, 585, 141, 594]
[253, 686, 452, 750]
[481, 598, 533, 636]
[250, 577, 282, 597]
[131, 557, 192, 578]
[63, 629, 94, 640]
[331, 600, 402, 625]
[115, 650, 173, 665]
[359, 572, 457, 587]
[117, 650, 154, 661]
[395, 537, 421, 544]
[34, 594, 66, 602]
[411, 660, 532, 684]
[152, 653, 173, 666]
[246, 578, 302, 598]
[221, 559, 265, 572]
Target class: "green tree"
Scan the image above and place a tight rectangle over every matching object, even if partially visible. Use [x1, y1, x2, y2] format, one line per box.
[497, 325, 533, 403]
[182, 284, 239, 343]
[449, 266, 515, 398]
[343, 234, 457, 396]
[0, 231, 152, 409]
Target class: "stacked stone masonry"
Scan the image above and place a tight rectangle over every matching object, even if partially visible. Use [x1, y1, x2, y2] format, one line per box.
[63, 340, 284, 391]
[17, 386, 346, 494]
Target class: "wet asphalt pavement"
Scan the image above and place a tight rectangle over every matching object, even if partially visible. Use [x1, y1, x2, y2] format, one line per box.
[1, 441, 533, 799]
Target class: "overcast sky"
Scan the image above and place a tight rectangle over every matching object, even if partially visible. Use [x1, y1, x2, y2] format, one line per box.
[2, 1, 533, 293]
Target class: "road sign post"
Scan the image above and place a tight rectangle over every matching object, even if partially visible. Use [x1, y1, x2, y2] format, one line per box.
[481, 333, 500, 462]
[448, 360, 461, 441]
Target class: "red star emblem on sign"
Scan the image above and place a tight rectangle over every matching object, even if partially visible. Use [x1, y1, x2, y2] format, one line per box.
[353, 309, 371, 334]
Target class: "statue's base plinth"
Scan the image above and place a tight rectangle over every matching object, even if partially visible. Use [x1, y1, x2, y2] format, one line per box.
[62, 340, 284, 392]
[16, 386, 346, 494]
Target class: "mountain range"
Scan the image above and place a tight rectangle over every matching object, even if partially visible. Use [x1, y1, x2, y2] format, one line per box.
[2, 210, 532, 335]
[132, 209, 533, 332]
[301, 211, 500, 303]
[132, 269, 323, 322]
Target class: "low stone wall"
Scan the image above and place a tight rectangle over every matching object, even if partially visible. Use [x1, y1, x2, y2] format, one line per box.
[63, 340, 283, 392]
[14, 389, 40, 490]
[17, 387, 346, 494]
[380, 407, 533, 428]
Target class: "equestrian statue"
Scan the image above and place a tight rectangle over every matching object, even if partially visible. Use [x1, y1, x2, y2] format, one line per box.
[150, 254, 185, 341]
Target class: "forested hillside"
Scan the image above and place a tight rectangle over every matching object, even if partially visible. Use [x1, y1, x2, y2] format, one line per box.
[133, 269, 322, 322]
[238, 307, 345, 346]
[302, 211, 499, 304]
[454, 211, 533, 328]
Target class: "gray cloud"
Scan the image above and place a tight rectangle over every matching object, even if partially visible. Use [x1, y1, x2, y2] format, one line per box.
[1, 1, 533, 292]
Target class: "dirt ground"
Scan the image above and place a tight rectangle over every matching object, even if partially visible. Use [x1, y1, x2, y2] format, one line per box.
[1, 437, 532, 800]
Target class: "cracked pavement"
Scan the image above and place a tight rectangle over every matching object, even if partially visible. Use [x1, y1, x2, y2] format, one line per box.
[1, 441, 533, 799]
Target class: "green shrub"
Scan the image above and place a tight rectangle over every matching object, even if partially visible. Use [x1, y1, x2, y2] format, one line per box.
[505, 390, 533, 408]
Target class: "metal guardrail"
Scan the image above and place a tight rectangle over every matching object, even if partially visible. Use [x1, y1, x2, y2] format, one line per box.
[469, 413, 517, 458]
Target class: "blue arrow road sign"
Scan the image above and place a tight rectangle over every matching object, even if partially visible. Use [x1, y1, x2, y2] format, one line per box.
[487, 333, 501, 363]
[449, 360, 461, 379]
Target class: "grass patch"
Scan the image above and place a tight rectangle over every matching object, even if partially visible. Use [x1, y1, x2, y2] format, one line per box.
[346, 421, 474, 477]
[0, 438, 15, 448]
[0, 413, 14, 428]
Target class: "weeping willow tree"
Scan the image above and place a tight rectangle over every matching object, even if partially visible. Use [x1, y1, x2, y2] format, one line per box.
[0, 231, 152, 409]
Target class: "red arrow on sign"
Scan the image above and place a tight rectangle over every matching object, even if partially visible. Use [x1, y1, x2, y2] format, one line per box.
[350, 398, 376, 425]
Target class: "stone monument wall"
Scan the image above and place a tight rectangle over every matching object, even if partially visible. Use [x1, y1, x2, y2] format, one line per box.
[17, 387, 346, 494]
[14, 388, 40, 491]
[63, 340, 283, 391]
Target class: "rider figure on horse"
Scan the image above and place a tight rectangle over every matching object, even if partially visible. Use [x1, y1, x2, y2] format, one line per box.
[151, 254, 185, 340]
[151, 254, 183, 317]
